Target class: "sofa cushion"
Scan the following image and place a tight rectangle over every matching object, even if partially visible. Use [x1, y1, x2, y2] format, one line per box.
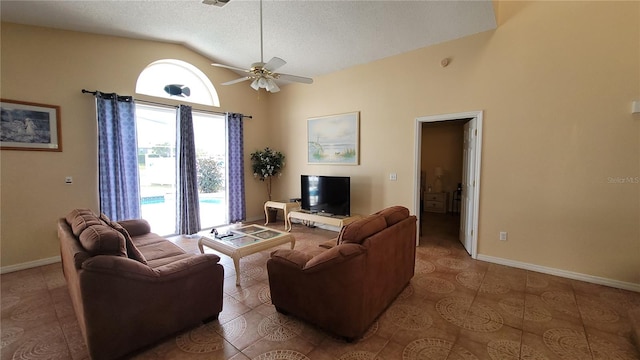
[78, 224, 127, 257]
[319, 238, 338, 249]
[146, 253, 193, 269]
[67, 209, 103, 237]
[375, 206, 410, 226]
[136, 241, 185, 262]
[337, 214, 387, 245]
[131, 232, 167, 247]
[110, 221, 148, 265]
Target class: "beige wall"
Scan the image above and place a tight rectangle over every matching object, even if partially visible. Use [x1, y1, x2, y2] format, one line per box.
[0, 23, 274, 268]
[269, 1, 640, 286]
[2, 1, 639, 287]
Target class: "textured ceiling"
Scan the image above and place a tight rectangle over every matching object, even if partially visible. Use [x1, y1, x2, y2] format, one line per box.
[1, 0, 496, 82]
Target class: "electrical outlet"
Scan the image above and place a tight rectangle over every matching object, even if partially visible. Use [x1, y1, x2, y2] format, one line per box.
[499, 231, 507, 241]
[65, 176, 73, 185]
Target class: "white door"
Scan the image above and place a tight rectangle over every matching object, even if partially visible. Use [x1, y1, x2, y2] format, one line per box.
[415, 111, 482, 257]
[459, 119, 476, 254]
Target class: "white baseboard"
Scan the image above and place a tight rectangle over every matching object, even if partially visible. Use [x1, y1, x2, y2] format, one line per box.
[477, 254, 640, 293]
[1, 256, 61, 274]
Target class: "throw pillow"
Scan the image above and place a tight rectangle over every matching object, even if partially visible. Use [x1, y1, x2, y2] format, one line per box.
[110, 221, 148, 265]
[79, 225, 127, 257]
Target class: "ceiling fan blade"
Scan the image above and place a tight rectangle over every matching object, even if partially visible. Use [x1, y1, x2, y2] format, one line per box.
[264, 57, 286, 72]
[212, 63, 250, 73]
[221, 77, 253, 85]
[275, 73, 314, 84]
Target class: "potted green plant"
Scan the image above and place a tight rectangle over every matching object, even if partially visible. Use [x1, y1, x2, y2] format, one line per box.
[250, 147, 285, 220]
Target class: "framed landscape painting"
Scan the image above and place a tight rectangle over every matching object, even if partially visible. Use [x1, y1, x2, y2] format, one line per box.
[0, 99, 62, 151]
[307, 111, 359, 165]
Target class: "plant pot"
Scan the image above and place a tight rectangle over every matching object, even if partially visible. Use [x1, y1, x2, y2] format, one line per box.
[266, 208, 278, 223]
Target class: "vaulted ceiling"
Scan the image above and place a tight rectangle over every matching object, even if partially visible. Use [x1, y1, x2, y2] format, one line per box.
[1, 0, 496, 82]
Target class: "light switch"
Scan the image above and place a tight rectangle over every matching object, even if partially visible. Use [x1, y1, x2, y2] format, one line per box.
[389, 173, 397, 181]
[65, 176, 73, 184]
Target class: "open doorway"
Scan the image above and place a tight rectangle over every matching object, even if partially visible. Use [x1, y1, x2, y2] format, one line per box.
[414, 111, 483, 258]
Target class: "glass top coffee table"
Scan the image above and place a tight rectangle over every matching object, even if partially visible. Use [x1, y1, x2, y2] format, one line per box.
[198, 224, 295, 286]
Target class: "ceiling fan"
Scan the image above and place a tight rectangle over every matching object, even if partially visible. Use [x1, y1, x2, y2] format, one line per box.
[211, 0, 313, 93]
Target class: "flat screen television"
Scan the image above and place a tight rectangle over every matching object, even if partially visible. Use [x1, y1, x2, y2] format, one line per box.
[301, 175, 350, 216]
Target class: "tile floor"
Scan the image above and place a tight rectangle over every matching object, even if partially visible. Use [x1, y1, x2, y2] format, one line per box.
[1, 213, 639, 359]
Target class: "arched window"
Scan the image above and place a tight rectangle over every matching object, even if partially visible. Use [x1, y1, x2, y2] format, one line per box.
[135, 59, 220, 107]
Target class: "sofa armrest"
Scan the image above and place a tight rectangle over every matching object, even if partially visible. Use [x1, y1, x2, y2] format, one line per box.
[302, 243, 366, 272]
[270, 249, 313, 269]
[117, 219, 151, 237]
[267, 243, 367, 294]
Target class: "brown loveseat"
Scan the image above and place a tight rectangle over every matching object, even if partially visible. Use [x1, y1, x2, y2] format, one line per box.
[58, 209, 224, 360]
[267, 206, 417, 341]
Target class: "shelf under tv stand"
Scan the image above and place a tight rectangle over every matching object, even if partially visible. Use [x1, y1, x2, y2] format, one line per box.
[286, 211, 361, 232]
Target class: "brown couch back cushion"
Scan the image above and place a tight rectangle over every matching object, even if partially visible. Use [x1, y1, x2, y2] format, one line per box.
[375, 206, 410, 226]
[67, 208, 104, 237]
[79, 225, 127, 257]
[338, 214, 387, 245]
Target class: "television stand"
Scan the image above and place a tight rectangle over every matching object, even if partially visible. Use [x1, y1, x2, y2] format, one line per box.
[287, 211, 361, 232]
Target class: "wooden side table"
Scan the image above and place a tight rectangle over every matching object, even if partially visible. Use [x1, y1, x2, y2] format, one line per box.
[264, 200, 300, 230]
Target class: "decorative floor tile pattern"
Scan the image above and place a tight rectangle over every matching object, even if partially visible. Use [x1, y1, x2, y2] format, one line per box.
[1, 213, 639, 359]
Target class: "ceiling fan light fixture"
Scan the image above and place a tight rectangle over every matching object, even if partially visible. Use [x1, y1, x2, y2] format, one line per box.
[250, 78, 260, 90]
[257, 77, 268, 89]
[266, 78, 280, 93]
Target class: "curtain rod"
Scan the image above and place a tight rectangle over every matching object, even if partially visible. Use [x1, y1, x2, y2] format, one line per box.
[81, 89, 252, 119]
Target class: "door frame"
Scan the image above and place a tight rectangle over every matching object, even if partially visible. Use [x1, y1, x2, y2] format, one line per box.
[413, 111, 483, 258]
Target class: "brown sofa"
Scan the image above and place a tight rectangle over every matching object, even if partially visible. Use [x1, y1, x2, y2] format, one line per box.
[58, 209, 224, 360]
[267, 206, 417, 341]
